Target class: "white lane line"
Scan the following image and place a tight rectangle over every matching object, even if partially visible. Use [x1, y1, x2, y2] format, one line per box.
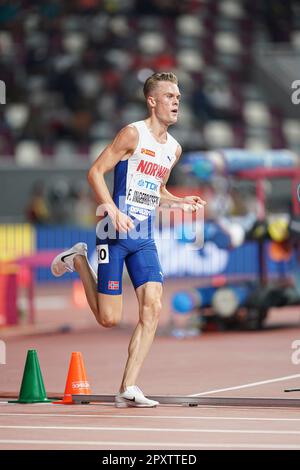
[190, 374, 300, 396]
[1, 412, 300, 422]
[0, 440, 299, 449]
[0, 403, 51, 406]
[1, 425, 300, 435]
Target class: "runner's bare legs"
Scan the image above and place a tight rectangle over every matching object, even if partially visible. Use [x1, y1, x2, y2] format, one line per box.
[73, 254, 161, 390]
[119, 281, 162, 391]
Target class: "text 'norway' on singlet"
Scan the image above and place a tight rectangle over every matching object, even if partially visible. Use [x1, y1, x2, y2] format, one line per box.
[113, 120, 179, 222]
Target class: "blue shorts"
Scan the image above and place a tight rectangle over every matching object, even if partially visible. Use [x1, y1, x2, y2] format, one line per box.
[96, 236, 164, 295]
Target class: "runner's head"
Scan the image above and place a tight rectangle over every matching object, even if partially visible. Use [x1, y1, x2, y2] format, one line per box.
[143, 72, 180, 126]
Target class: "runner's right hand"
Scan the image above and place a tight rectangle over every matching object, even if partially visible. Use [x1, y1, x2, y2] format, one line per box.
[111, 209, 134, 233]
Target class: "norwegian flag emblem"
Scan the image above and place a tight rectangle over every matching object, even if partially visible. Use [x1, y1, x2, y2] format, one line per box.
[108, 280, 119, 290]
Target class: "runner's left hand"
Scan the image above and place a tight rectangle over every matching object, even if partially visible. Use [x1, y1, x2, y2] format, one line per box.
[181, 195, 206, 212]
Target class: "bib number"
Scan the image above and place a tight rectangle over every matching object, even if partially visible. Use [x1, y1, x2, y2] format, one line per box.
[97, 244, 109, 264]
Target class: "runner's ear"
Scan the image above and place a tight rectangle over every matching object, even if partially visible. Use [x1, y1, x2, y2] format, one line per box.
[147, 95, 156, 108]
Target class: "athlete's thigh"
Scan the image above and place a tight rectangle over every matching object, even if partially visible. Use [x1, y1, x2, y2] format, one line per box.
[125, 239, 163, 291]
[96, 240, 126, 295]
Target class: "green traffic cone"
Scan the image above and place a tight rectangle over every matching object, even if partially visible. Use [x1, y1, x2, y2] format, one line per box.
[10, 349, 52, 403]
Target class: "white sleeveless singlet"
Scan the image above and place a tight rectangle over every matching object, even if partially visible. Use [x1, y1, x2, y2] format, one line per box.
[113, 120, 179, 222]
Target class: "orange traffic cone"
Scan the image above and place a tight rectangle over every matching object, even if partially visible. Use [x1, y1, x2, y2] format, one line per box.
[53, 351, 92, 404]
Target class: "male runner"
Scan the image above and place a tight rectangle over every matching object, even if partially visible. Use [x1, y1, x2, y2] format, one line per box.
[51, 72, 206, 407]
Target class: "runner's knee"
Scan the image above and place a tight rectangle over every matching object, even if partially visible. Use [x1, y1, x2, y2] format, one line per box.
[100, 317, 118, 328]
[141, 296, 162, 327]
[97, 305, 121, 328]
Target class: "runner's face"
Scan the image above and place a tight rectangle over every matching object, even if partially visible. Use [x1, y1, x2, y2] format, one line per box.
[150, 82, 181, 125]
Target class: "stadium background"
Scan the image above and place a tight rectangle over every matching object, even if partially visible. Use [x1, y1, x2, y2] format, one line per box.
[1, 0, 299, 330]
[1, 0, 300, 453]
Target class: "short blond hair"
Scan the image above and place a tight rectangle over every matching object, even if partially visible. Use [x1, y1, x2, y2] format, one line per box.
[143, 72, 178, 98]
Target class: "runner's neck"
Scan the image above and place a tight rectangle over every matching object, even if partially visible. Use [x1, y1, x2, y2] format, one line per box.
[144, 119, 168, 145]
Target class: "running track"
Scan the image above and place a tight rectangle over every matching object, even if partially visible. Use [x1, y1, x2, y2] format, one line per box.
[1, 281, 300, 450]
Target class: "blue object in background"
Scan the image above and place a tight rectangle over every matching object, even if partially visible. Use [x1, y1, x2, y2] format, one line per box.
[229, 284, 252, 305]
[172, 291, 195, 313]
[221, 149, 298, 171]
[172, 286, 216, 314]
[192, 159, 214, 180]
[175, 223, 197, 244]
[183, 150, 298, 178]
[204, 222, 218, 240]
[199, 286, 216, 306]
[176, 220, 232, 249]
[35, 226, 296, 282]
[211, 224, 231, 249]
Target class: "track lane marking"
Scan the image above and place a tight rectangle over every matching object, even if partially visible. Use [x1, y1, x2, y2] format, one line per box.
[1, 412, 300, 421]
[0, 440, 299, 449]
[1, 425, 300, 434]
[190, 374, 300, 396]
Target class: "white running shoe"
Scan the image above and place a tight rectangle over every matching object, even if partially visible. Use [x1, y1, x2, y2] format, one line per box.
[51, 242, 88, 277]
[115, 385, 159, 408]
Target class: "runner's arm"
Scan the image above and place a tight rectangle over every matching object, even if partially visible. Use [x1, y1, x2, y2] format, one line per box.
[87, 126, 138, 231]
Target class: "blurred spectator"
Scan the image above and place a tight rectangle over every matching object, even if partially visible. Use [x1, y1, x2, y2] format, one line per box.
[135, 0, 182, 16]
[261, 0, 293, 42]
[0, 0, 298, 161]
[207, 176, 234, 219]
[25, 180, 50, 224]
[48, 178, 72, 224]
[229, 187, 249, 216]
[71, 181, 97, 227]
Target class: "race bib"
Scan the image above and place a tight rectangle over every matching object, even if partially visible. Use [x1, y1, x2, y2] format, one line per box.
[125, 174, 160, 211]
[97, 244, 109, 264]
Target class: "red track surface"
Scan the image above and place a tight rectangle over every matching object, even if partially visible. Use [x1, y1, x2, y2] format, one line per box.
[1, 280, 300, 450]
